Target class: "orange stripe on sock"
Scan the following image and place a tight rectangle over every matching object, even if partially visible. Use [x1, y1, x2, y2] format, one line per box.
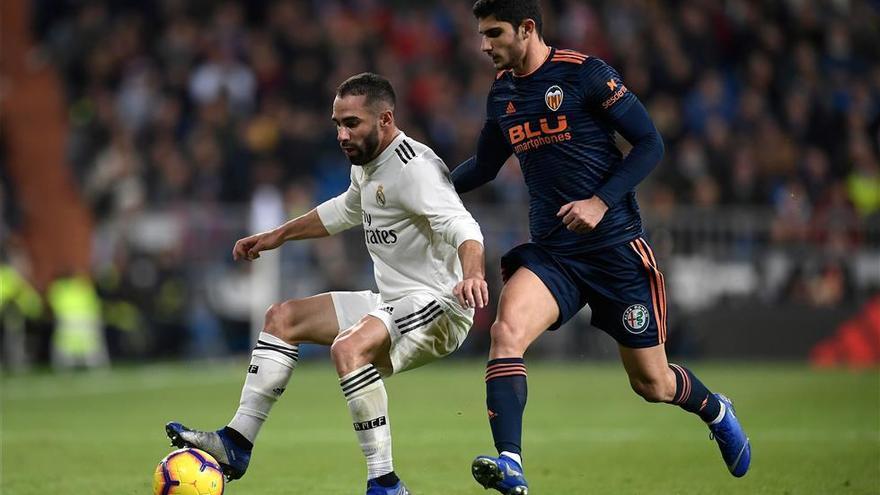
[669, 364, 686, 403]
[684, 369, 691, 403]
[486, 369, 527, 375]
[485, 370, 528, 381]
[681, 367, 688, 403]
[671, 364, 691, 404]
[485, 365, 527, 376]
[486, 363, 527, 371]
[669, 364, 682, 403]
[669, 363, 684, 404]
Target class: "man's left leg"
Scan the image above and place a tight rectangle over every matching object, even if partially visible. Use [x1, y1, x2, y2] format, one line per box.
[619, 344, 751, 477]
[331, 316, 409, 494]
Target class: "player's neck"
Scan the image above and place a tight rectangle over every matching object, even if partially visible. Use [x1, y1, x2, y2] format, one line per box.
[372, 128, 401, 163]
[513, 42, 551, 76]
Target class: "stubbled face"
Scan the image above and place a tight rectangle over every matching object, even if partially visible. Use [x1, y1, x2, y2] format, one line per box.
[332, 94, 382, 166]
[478, 15, 526, 70]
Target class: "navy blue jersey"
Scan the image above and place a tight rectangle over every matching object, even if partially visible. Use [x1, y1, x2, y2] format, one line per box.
[453, 48, 663, 255]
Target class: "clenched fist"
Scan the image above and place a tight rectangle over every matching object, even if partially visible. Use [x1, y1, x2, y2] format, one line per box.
[556, 196, 609, 234]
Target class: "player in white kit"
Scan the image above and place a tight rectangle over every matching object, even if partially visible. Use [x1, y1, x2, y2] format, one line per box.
[165, 73, 487, 495]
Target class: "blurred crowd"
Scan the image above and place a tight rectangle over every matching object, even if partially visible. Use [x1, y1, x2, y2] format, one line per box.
[28, 0, 879, 220]
[2, 0, 879, 365]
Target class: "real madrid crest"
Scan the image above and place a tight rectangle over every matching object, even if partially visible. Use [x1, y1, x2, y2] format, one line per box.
[376, 184, 386, 207]
[545, 85, 563, 111]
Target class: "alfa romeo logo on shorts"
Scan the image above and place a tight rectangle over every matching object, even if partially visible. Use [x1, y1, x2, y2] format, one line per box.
[623, 304, 650, 334]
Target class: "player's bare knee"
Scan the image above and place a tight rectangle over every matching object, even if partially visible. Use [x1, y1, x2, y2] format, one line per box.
[329, 335, 349, 363]
[330, 335, 370, 375]
[263, 303, 285, 336]
[263, 302, 297, 344]
[490, 321, 527, 355]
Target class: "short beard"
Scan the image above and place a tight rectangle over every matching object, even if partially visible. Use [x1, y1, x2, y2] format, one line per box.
[501, 43, 527, 71]
[348, 125, 381, 166]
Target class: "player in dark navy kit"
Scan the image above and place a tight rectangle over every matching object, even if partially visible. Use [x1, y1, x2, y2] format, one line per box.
[451, 1, 751, 493]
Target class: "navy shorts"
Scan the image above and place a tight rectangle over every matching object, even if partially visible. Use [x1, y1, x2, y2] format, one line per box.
[500, 236, 667, 348]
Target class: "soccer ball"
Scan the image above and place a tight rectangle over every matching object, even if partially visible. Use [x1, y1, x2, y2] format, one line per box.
[153, 448, 225, 495]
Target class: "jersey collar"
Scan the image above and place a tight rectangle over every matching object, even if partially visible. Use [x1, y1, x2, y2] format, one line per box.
[363, 130, 407, 170]
[513, 46, 555, 79]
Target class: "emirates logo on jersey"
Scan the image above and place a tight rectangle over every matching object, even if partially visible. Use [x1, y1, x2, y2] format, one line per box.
[545, 85, 563, 111]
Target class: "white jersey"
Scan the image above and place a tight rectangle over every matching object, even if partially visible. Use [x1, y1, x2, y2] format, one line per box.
[315, 132, 484, 317]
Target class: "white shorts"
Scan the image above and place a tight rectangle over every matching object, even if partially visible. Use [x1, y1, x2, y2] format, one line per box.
[330, 290, 472, 375]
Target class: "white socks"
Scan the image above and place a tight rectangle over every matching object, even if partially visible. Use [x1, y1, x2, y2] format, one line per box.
[227, 335, 394, 480]
[501, 451, 522, 467]
[228, 332, 298, 443]
[340, 364, 393, 480]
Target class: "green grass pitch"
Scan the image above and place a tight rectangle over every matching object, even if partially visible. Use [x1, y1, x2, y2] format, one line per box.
[2, 361, 878, 494]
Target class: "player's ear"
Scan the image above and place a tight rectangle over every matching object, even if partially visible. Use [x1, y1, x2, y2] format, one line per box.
[378, 109, 394, 128]
[521, 19, 535, 39]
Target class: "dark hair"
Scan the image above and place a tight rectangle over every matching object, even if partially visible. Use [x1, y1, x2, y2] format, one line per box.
[336, 72, 396, 110]
[472, 0, 543, 38]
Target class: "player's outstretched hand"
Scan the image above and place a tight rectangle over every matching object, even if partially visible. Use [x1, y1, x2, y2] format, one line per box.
[557, 196, 609, 234]
[232, 230, 283, 261]
[454, 277, 489, 309]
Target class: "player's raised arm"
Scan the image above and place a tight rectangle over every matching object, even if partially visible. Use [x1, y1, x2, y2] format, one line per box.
[450, 114, 512, 194]
[233, 173, 362, 261]
[232, 208, 331, 261]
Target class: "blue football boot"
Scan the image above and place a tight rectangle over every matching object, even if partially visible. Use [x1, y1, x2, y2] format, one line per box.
[366, 478, 411, 494]
[472, 454, 528, 494]
[165, 422, 251, 481]
[708, 394, 751, 477]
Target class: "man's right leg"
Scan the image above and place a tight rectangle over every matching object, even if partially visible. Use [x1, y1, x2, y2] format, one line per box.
[473, 268, 559, 495]
[167, 293, 341, 480]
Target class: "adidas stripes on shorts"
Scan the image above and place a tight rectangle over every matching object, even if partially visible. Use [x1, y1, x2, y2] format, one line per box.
[330, 290, 472, 375]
